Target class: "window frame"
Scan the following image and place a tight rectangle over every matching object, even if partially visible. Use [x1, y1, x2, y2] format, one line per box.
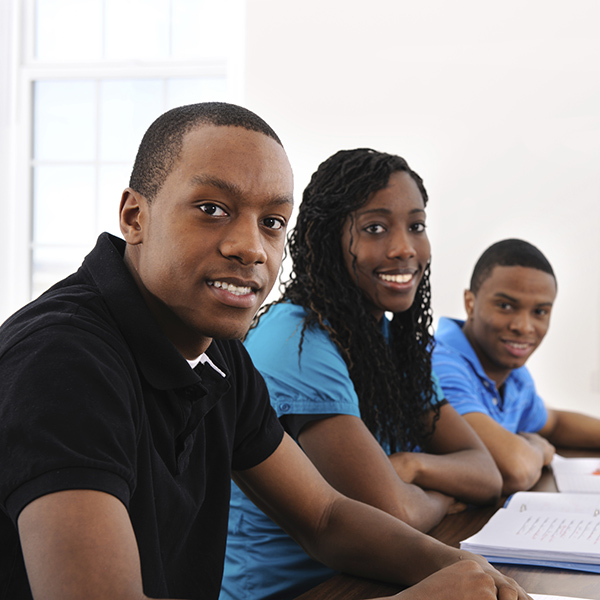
[0, 0, 245, 322]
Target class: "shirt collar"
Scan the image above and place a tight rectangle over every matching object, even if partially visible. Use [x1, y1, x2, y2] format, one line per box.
[81, 233, 230, 392]
[435, 317, 497, 387]
[188, 353, 227, 377]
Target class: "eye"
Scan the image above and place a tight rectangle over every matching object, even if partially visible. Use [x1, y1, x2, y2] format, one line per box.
[535, 307, 550, 317]
[199, 203, 228, 217]
[410, 222, 427, 233]
[498, 301, 513, 311]
[364, 223, 386, 234]
[262, 217, 286, 231]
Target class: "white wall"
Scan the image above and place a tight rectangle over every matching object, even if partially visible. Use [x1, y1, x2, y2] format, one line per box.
[244, 0, 600, 417]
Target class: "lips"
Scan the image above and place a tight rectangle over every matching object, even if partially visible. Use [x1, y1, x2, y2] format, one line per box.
[207, 278, 261, 309]
[502, 339, 534, 358]
[209, 280, 253, 296]
[376, 268, 419, 288]
[378, 272, 414, 284]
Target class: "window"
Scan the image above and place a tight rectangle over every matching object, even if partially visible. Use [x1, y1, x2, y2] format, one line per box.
[3, 0, 245, 313]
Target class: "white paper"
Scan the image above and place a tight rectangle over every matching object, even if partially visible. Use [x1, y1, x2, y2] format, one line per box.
[504, 491, 600, 516]
[460, 503, 600, 564]
[531, 596, 594, 600]
[551, 455, 600, 494]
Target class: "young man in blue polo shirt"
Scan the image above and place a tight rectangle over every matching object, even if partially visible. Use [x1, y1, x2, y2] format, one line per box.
[433, 239, 600, 495]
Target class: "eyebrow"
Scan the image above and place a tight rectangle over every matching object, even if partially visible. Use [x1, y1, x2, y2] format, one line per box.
[189, 174, 293, 206]
[357, 207, 425, 217]
[493, 292, 553, 306]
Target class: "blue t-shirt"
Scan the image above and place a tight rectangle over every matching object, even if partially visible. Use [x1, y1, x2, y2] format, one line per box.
[431, 317, 548, 433]
[221, 303, 444, 600]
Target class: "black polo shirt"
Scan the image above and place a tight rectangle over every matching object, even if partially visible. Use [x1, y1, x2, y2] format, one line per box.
[0, 233, 284, 600]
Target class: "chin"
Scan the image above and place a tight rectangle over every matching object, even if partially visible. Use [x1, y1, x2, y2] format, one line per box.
[204, 320, 253, 342]
[499, 358, 526, 370]
[386, 301, 416, 315]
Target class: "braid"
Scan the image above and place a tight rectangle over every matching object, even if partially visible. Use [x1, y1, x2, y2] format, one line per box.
[254, 149, 439, 452]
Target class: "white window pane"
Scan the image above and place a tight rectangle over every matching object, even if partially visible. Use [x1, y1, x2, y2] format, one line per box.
[34, 81, 96, 161]
[105, 0, 169, 60]
[98, 165, 131, 236]
[166, 77, 227, 109]
[33, 166, 96, 245]
[172, 0, 233, 58]
[35, 0, 103, 60]
[31, 245, 89, 299]
[99, 79, 163, 162]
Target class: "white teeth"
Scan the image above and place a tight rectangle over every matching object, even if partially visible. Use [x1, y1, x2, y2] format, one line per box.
[211, 281, 252, 296]
[507, 341, 528, 348]
[379, 273, 413, 283]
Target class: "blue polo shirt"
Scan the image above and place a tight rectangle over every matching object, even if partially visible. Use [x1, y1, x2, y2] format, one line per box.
[431, 317, 548, 433]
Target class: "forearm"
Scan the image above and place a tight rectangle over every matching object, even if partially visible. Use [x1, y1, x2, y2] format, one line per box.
[387, 485, 455, 532]
[389, 451, 501, 505]
[323, 464, 455, 532]
[499, 433, 553, 495]
[305, 494, 527, 600]
[297, 415, 454, 532]
[462, 413, 554, 496]
[305, 494, 467, 585]
[542, 410, 600, 448]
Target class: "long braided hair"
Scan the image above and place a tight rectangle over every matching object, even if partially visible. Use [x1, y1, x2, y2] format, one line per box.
[256, 148, 439, 452]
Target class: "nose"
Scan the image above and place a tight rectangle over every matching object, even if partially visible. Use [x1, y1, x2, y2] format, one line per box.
[509, 311, 535, 334]
[387, 230, 416, 260]
[219, 219, 267, 265]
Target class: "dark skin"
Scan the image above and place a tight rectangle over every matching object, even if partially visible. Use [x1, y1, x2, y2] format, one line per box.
[299, 406, 500, 533]
[296, 173, 501, 534]
[461, 265, 600, 495]
[17, 126, 529, 600]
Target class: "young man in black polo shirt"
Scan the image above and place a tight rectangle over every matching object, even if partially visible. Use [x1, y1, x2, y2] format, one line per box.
[0, 103, 529, 600]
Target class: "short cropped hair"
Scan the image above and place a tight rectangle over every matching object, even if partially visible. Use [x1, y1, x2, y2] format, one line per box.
[129, 102, 282, 201]
[470, 239, 556, 294]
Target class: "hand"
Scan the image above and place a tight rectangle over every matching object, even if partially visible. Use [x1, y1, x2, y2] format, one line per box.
[519, 432, 555, 466]
[386, 560, 526, 600]
[388, 451, 419, 483]
[470, 552, 532, 600]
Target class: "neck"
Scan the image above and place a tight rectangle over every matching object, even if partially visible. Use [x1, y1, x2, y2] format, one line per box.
[123, 246, 213, 358]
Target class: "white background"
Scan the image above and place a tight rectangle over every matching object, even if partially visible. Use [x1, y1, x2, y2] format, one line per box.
[243, 0, 600, 417]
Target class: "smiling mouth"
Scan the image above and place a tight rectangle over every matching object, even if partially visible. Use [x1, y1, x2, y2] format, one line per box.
[503, 339, 534, 358]
[504, 340, 531, 349]
[378, 273, 414, 284]
[208, 280, 254, 296]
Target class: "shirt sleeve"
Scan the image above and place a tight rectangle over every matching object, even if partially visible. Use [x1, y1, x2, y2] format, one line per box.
[244, 306, 361, 421]
[279, 413, 330, 440]
[281, 371, 447, 442]
[0, 322, 139, 523]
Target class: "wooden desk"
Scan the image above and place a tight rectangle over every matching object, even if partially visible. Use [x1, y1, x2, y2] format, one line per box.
[295, 449, 600, 599]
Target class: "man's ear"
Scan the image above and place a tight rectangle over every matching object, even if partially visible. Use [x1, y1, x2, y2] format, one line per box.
[464, 289, 475, 319]
[119, 188, 146, 245]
